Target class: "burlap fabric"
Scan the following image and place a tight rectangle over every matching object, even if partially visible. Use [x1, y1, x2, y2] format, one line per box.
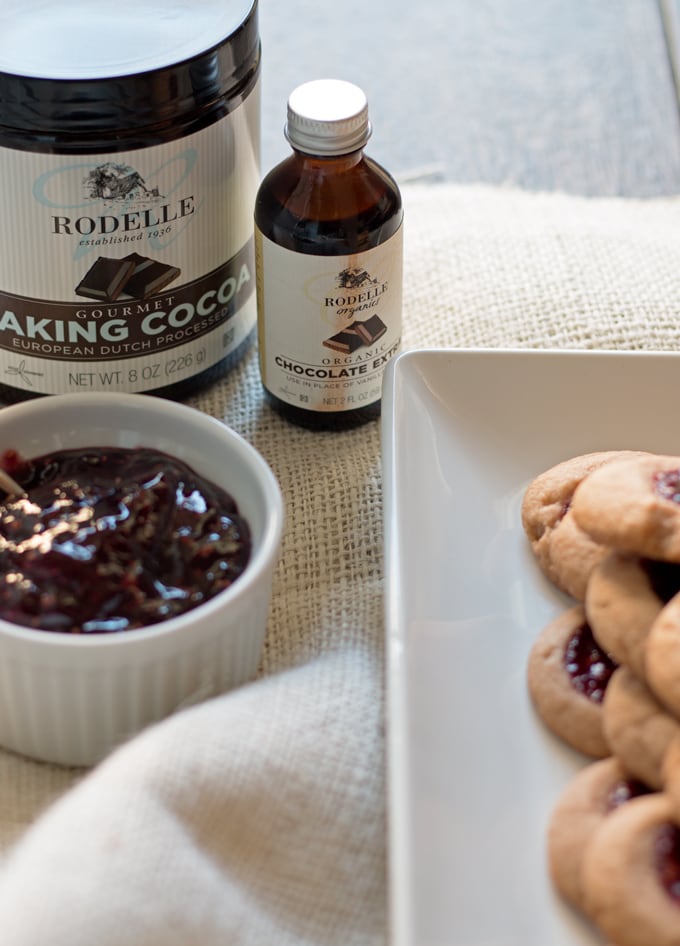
[0, 184, 678, 943]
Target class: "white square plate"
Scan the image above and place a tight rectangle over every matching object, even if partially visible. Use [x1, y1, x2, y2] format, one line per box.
[381, 348, 680, 946]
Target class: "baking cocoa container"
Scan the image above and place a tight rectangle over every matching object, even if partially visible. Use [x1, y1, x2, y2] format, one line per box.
[0, 0, 260, 401]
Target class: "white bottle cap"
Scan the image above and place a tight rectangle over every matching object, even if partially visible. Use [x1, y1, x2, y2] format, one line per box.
[285, 79, 372, 156]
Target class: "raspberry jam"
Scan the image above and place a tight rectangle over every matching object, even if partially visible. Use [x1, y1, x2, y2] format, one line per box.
[655, 823, 680, 903]
[654, 469, 680, 504]
[0, 446, 251, 633]
[606, 778, 651, 812]
[563, 621, 617, 703]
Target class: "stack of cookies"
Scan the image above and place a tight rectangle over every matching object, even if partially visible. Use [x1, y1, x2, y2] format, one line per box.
[522, 451, 680, 946]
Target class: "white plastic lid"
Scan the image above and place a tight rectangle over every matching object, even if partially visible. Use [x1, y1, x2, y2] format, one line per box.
[0, 0, 256, 80]
[285, 79, 372, 156]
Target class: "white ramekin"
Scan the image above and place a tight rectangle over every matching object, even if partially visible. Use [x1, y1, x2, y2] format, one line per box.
[0, 393, 283, 767]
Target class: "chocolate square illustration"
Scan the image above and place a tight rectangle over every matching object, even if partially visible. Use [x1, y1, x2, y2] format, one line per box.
[75, 256, 136, 302]
[118, 254, 181, 300]
[322, 328, 364, 354]
[351, 314, 387, 345]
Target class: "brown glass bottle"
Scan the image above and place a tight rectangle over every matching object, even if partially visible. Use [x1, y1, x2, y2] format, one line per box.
[255, 80, 403, 431]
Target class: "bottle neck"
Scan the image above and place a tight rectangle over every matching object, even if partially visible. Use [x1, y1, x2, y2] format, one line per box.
[290, 148, 365, 172]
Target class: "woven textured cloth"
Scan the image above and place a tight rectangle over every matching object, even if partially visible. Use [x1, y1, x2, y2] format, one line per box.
[0, 184, 679, 943]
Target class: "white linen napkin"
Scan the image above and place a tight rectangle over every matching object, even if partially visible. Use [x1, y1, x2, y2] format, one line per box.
[0, 184, 679, 944]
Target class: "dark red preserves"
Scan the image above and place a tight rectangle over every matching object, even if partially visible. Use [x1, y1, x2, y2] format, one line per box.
[606, 778, 652, 812]
[563, 621, 617, 703]
[654, 469, 680, 504]
[0, 446, 251, 633]
[655, 823, 680, 903]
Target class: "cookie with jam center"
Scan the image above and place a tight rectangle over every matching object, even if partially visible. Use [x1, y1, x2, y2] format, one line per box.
[585, 552, 680, 681]
[602, 667, 680, 790]
[571, 454, 680, 562]
[521, 450, 648, 600]
[581, 793, 680, 946]
[527, 605, 617, 757]
[548, 756, 653, 910]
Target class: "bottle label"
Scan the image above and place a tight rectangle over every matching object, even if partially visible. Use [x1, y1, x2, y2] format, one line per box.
[255, 225, 403, 413]
[0, 86, 260, 395]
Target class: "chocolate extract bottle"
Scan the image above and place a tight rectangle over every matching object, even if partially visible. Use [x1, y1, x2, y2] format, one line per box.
[255, 79, 403, 430]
